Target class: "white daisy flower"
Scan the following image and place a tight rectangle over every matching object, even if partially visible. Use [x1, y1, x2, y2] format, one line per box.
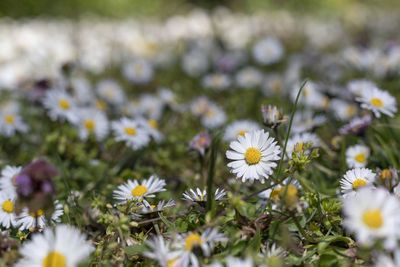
[202, 73, 231, 91]
[139, 94, 164, 121]
[291, 110, 326, 134]
[137, 117, 164, 143]
[143, 235, 182, 267]
[17, 202, 64, 231]
[200, 103, 226, 129]
[182, 50, 209, 77]
[74, 108, 109, 141]
[329, 99, 357, 121]
[158, 88, 177, 107]
[226, 129, 281, 183]
[285, 132, 320, 159]
[140, 200, 175, 214]
[182, 188, 226, 202]
[123, 59, 154, 84]
[342, 187, 400, 250]
[15, 224, 93, 267]
[0, 192, 17, 228]
[356, 87, 397, 118]
[339, 168, 376, 198]
[252, 37, 284, 65]
[235, 66, 263, 89]
[347, 79, 376, 97]
[71, 76, 93, 104]
[113, 175, 166, 204]
[223, 120, 261, 142]
[210, 257, 255, 267]
[0, 165, 22, 197]
[0, 109, 28, 137]
[42, 89, 78, 123]
[374, 249, 400, 267]
[346, 144, 370, 168]
[111, 117, 150, 150]
[96, 79, 125, 106]
[190, 97, 211, 116]
[290, 81, 329, 110]
[262, 73, 283, 96]
[176, 228, 227, 267]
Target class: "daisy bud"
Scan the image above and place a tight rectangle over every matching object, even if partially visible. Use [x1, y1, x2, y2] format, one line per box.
[261, 104, 288, 128]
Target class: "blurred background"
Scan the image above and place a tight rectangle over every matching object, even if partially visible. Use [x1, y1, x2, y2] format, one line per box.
[0, 0, 399, 18]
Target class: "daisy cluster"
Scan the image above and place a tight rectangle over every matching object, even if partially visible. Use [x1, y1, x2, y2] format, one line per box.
[0, 5, 400, 267]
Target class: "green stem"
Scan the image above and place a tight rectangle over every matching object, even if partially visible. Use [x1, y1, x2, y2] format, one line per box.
[291, 213, 319, 243]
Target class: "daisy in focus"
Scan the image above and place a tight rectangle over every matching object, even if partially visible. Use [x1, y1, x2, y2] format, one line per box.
[339, 168, 376, 198]
[226, 129, 281, 183]
[342, 187, 400, 250]
[182, 188, 226, 202]
[0, 192, 17, 229]
[140, 200, 175, 214]
[113, 175, 166, 204]
[356, 87, 397, 118]
[15, 224, 93, 267]
[223, 120, 261, 142]
[111, 117, 151, 150]
[346, 144, 370, 168]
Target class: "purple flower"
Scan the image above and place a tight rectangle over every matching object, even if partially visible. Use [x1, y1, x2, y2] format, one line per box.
[189, 131, 212, 156]
[15, 174, 33, 196]
[339, 115, 372, 135]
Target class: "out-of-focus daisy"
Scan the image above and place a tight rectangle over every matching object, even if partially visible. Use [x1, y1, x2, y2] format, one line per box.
[182, 188, 226, 202]
[235, 67, 263, 89]
[346, 144, 370, 168]
[210, 257, 254, 267]
[17, 202, 64, 231]
[0, 192, 17, 228]
[137, 117, 163, 143]
[0, 109, 28, 137]
[158, 88, 177, 108]
[189, 131, 211, 156]
[286, 132, 320, 159]
[182, 50, 209, 77]
[291, 81, 329, 110]
[190, 96, 211, 116]
[74, 108, 109, 141]
[339, 168, 376, 198]
[339, 115, 372, 135]
[140, 200, 175, 214]
[202, 73, 231, 91]
[111, 117, 150, 150]
[139, 94, 164, 121]
[356, 87, 397, 118]
[252, 37, 284, 65]
[226, 129, 281, 183]
[175, 228, 227, 267]
[347, 79, 376, 97]
[143, 235, 182, 267]
[113, 175, 166, 204]
[374, 249, 400, 267]
[330, 99, 357, 121]
[291, 110, 326, 134]
[42, 89, 78, 123]
[96, 79, 125, 106]
[342, 187, 400, 249]
[223, 120, 261, 142]
[123, 59, 154, 84]
[0, 165, 22, 197]
[263, 243, 287, 266]
[262, 73, 283, 96]
[71, 76, 93, 104]
[261, 105, 288, 129]
[201, 103, 226, 129]
[15, 224, 93, 267]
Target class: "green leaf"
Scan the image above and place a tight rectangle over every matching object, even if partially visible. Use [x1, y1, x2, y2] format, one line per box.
[125, 244, 148, 256]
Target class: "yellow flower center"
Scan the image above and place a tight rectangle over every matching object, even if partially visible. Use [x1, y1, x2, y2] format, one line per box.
[96, 100, 106, 110]
[352, 179, 367, 190]
[236, 130, 246, 136]
[381, 169, 392, 180]
[84, 119, 95, 130]
[245, 147, 261, 165]
[148, 120, 158, 129]
[1, 200, 13, 213]
[185, 233, 203, 251]
[4, 115, 14, 124]
[125, 127, 136, 136]
[42, 251, 66, 267]
[354, 153, 366, 163]
[29, 209, 44, 218]
[370, 98, 383, 107]
[362, 209, 383, 229]
[131, 185, 147, 197]
[346, 106, 355, 116]
[58, 99, 70, 110]
[168, 258, 178, 267]
[270, 188, 282, 200]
